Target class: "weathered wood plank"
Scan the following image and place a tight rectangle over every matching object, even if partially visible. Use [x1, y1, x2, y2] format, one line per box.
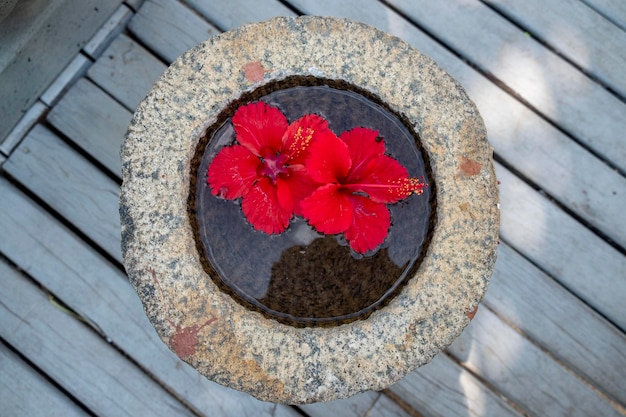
[480, 88, 626, 251]
[389, 354, 522, 417]
[0, 178, 301, 417]
[368, 394, 418, 417]
[40, 54, 91, 107]
[0, 341, 90, 417]
[285, 0, 626, 248]
[87, 33, 166, 111]
[3, 125, 122, 262]
[384, 0, 626, 174]
[489, 242, 626, 405]
[0, 0, 122, 142]
[496, 162, 626, 333]
[302, 391, 409, 417]
[582, 0, 626, 31]
[124, 0, 145, 12]
[128, 0, 219, 63]
[185, 0, 295, 30]
[83, 4, 134, 59]
[0, 260, 196, 417]
[0, 101, 47, 157]
[47, 77, 130, 175]
[447, 306, 623, 417]
[483, 0, 626, 99]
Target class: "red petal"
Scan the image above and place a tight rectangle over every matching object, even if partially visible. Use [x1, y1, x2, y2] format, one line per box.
[241, 178, 291, 234]
[304, 130, 351, 184]
[344, 196, 391, 254]
[232, 102, 288, 156]
[275, 177, 294, 214]
[345, 155, 412, 204]
[300, 184, 353, 234]
[282, 114, 332, 165]
[340, 127, 385, 180]
[281, 168, 321, 216]
[207, 145, 260, 199]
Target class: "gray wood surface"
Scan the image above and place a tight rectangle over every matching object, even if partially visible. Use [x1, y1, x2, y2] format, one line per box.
[124, 0, 145, 12]
[489, 241, 626, 404]
[83, 4, 134, 60]
[302, 391, 410, 417]
[3, 125, 123, 262]
[582, 0, 626, 31]
[128, 0, 219, 63]
[47, 77, 130, 175]
[39, 54, 91, 107]
[497, 162, 626, 332]
[0, 101, 47, 157]
[448, 306, 624, 417]
[186, 0, 296, 30]
[0, 178, 301, 417]
[88, 33, 166, 111]
[0, 341, 90, 417]
[384, 0, 626, 174]
[284, 0, 626, 251]
[484, 0, 626, 99]
[389, 353, 522, 417]
[0, 0, 122, 142]
[0, 259, 196, 417]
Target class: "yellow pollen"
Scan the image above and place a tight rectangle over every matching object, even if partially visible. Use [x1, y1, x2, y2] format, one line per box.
[290, 127, 315, 156]
[387, 177, 427, 196]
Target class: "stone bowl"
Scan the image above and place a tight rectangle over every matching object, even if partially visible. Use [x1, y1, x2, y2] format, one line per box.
[120, 16, 499, 404]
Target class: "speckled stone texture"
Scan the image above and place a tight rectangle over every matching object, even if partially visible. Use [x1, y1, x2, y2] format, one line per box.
[120, 16, 499, 404]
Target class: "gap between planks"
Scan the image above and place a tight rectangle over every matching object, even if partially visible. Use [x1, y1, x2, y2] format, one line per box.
[481, 302, 626, 414]
[480, 0, 626, 102]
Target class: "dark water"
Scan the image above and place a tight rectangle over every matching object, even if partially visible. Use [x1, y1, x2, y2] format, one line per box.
[194, 84, 433, 327]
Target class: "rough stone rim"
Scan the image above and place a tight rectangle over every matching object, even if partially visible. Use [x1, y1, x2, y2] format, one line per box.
[120, 16, 499, 404]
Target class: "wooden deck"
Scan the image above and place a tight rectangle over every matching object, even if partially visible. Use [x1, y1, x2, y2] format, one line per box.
[1, 0, 625, 415]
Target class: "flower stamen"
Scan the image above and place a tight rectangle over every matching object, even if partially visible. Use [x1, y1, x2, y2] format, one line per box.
[288, 126, 315, 159]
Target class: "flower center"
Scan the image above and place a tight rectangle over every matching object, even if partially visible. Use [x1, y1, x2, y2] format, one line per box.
[260, 149, 289, 182]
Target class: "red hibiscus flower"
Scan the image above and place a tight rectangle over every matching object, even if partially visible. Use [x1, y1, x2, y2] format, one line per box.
[300, 127, 427, 253]
[207, 101, 333, 234]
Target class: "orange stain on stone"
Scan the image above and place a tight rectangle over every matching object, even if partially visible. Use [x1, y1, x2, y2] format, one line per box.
[243, 61, 267, 83]
[169, 317, 218, 359]
[466, 305, 479, 320]
[459, 156, 482, 176]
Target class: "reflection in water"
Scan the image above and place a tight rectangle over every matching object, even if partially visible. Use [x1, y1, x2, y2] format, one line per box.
[194, 82, 433, 326]
[262, 236, 405, 320]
